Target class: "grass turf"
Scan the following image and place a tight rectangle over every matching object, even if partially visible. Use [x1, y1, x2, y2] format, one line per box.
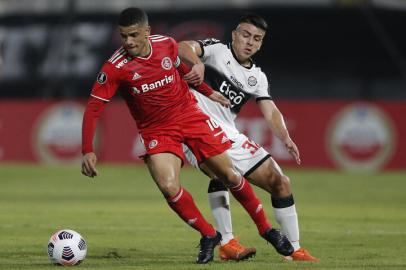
[0, 164, 405, 269]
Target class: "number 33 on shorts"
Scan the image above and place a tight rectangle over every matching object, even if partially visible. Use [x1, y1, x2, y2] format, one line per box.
[242, 139, 260, 155]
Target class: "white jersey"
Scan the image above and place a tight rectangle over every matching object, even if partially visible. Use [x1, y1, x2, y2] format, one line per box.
[192, 38, 272, 141]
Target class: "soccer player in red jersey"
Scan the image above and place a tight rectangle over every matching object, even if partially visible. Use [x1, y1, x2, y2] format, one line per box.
[81, 7, 293, 264]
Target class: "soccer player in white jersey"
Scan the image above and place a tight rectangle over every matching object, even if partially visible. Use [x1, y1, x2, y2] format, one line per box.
[179, 14, 318, 262]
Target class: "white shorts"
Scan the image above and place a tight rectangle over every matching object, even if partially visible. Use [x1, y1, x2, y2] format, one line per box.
[183, 133, 271, 177]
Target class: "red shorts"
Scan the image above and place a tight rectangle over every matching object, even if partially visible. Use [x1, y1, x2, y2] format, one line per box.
[138, 111, 231, 165]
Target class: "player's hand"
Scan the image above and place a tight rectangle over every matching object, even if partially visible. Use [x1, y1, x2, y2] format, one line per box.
[183, 62, 204, 86]
[284, 138, 301, 165]
[209, 92, 230, 108]
[81, 152, 99, 178]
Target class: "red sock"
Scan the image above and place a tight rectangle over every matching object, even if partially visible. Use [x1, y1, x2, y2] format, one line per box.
[167, 187, 216, 237]
[229, 177, 271, 235]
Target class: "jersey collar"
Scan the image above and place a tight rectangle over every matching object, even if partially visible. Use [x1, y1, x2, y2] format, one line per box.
[136, 39, 153, 60]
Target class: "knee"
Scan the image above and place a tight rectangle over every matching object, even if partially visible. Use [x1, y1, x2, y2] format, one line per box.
[272, 174, 291, 196]
[281, 175, 291, 187]
[218, 168, 242, 186]
[156, 176, 180, 197]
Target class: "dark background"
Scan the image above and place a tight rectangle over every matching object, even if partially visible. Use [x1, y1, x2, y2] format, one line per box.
[0, 4, 405, 99]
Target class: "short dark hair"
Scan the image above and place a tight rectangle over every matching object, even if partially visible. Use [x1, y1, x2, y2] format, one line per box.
[118, 7, 148, 27]
[237, 13, 268, 32]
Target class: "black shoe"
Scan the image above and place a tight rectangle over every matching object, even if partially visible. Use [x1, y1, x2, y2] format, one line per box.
[196, 231, 222, 264]
[261, 228, 294, 256]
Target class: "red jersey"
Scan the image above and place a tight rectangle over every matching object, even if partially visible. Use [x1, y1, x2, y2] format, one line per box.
[90, 35, 199, 131]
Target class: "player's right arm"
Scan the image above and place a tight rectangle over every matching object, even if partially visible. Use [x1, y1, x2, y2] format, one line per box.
[177, 40, 204, 86]
[176, 60, 230, 108]
[179, 38, 221, 60]
[81, 97, 105, 178]
[81, 62, 121, 177]
[178, 38, 230, 107]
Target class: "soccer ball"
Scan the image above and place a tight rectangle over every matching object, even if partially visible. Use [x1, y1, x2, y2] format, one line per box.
[47, 229, 87, 266]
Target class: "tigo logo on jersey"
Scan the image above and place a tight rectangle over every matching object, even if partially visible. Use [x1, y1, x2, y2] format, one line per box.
[161, 57, 172, 70]
[149, 139, 158, 149]
[219, 80, 246, 107]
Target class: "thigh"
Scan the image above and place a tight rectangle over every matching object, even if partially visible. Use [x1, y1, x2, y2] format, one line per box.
[145, 153, 182, 197]
[182, 114, 231, 164]
[203, 152, 240, 186]
[139, 132, 186, 165]
[183, 143, 217, 179]
[247, 155, 286, 192]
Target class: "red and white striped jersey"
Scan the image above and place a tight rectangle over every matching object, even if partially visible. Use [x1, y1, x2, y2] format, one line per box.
[89, 35, 198, 132]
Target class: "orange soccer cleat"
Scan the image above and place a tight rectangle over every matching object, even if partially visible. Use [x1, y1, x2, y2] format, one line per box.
[219, 238, 256, 261]
[284, 248, 319, 262]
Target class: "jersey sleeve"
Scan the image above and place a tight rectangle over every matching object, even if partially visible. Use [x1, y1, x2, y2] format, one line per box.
[197, 38, 221, 60]
[90, 62, 121, 102]
[82, 97, 106, 154]
[168, 37, 181, 68]
[255, 72, 273, 102]
[176, 60, 213, 97]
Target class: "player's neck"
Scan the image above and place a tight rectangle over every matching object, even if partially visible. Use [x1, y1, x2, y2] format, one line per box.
[231, 43, 253, 68]
[239, 59, 252, 68]
[139, 41, 151, 58]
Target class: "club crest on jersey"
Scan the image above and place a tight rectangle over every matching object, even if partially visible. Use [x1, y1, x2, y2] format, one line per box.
[248, 76, 257, 86]
[161, 57, 172, 70]
[97, 72, 107, 84]
[149, 139, 158, 149]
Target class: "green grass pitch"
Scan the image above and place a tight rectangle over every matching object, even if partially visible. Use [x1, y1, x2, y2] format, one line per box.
[0, 164, 405, 269]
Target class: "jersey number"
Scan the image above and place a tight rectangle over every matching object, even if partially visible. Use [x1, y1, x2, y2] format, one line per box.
[242, 139, 260, 155]
[206, 118, 220, 131]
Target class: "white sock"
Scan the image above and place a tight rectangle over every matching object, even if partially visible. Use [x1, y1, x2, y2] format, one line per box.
[273, 205, 300, 251]
[208, 190, 234, 245]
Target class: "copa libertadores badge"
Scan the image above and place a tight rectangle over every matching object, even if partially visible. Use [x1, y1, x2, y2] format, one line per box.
[97, 72, 107, 84]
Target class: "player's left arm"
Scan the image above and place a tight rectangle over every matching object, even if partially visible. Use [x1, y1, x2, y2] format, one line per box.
[177, 40, 204, 86]
[257, 99, 301, 165]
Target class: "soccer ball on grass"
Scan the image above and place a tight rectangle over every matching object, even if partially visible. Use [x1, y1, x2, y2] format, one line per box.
[47, 229, 87, 266]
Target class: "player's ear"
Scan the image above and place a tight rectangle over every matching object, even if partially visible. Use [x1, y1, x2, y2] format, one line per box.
[257, 42, 262, 51]
[231, 30, 236, 41]
[145, 25, 151, 38]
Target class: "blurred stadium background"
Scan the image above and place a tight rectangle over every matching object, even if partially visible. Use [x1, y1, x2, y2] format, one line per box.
[0, 0, 405, 170]
[0, 1, 406, 269]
